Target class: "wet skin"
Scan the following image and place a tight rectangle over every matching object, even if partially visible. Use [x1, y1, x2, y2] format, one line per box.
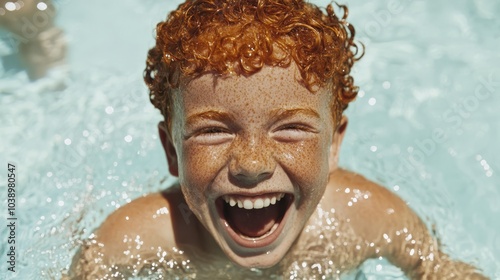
[0, 0, 65, 80]
[164, 64, 339, 268]
[70, 65, 488, 279]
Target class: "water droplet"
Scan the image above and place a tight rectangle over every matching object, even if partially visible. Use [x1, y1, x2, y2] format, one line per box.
[37, 2, 48, 10]
[105, 106, 114, 114]
[368, 97, 377, 106]
[5, 2, 16, 11]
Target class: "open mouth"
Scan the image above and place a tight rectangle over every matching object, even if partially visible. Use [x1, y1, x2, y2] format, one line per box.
[216, 193, 294, 248]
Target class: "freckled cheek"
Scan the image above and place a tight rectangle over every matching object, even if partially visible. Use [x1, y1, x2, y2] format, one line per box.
[278, 139, 330, 189]
[179, 144, 229, 193]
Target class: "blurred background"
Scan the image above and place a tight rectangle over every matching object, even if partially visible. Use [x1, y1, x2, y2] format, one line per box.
[1, 0, 498, 278]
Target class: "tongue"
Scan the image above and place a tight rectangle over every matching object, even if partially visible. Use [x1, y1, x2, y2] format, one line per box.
[227, 203, 281, 237]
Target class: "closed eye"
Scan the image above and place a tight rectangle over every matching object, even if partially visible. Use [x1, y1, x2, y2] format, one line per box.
[272, 123, 319, 142]
[198, 127, 229, 135]
[278, 123, 314, 131]
[190, 127, 234, 144]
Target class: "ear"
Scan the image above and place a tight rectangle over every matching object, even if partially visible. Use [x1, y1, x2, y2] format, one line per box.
[329, 115, 348, 173]
[158, 122, 179, 177]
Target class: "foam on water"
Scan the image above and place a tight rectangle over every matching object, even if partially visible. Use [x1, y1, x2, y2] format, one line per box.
[1, 0, 499, 279]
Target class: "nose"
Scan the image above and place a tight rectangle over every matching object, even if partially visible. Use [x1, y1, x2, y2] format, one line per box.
[228, 135, 276, 184]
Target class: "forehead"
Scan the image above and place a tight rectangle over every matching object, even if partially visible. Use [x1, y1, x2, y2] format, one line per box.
[176, 64, 333, 116]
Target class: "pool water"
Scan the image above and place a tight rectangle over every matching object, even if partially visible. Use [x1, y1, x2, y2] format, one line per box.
[1, 0, 498, 279]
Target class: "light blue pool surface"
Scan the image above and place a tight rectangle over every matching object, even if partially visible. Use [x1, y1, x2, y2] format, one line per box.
[1, 0, 499, 279]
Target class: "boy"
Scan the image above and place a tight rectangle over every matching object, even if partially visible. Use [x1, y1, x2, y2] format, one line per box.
[69, 0, 486, 278]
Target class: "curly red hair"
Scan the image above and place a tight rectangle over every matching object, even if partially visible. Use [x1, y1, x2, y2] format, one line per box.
[145, 0, 363, 132]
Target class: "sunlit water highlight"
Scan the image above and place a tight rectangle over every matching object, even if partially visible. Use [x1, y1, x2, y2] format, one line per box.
[0, 0, 499, 279]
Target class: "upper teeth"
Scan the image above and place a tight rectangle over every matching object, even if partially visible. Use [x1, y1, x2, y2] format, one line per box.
[223, 193, 285, 210]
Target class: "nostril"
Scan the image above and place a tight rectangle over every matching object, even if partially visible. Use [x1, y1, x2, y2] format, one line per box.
[235, 170, 272, 181]
[229, 157, 275, 183]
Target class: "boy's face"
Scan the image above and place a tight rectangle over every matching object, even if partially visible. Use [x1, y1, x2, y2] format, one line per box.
[161, 64, 345, 268]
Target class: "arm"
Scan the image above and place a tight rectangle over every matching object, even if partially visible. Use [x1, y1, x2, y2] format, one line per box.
[328, 169, 487, 279]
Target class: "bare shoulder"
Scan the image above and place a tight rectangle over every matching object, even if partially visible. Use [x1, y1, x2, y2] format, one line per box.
[67, 185, 210, 278]
[324, 168, 412, 222]
[94, 191, 176, 258]
[320, 169, 488, 278]
[322, 169, 422, 257]
[321, 168, 424, 253]
[73, 185, 200, 266]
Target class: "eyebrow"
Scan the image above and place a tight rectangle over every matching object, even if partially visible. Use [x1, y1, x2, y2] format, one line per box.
[185, 108, 320, 127]
[185, 110, 234, 126]
[270, 108, 321, 120]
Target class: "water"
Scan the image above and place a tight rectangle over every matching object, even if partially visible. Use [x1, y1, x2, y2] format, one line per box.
[1, 0, 499, 279]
